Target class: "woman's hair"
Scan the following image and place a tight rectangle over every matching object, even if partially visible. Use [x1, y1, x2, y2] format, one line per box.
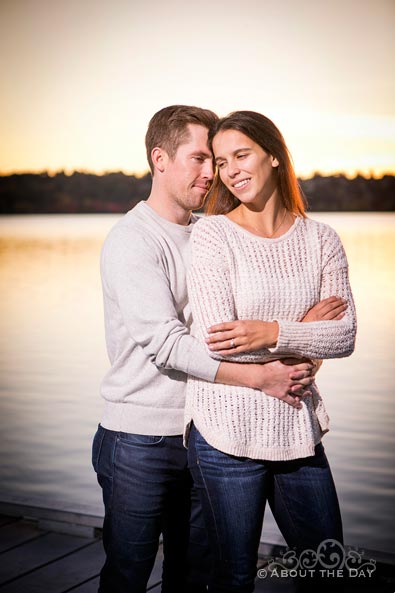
[145, 105, 218, 175]
[205, 111, 306, 217]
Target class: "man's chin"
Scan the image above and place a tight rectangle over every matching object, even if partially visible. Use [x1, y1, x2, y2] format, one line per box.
[192, 188, 209, 208]
[190, 197, 206, 211]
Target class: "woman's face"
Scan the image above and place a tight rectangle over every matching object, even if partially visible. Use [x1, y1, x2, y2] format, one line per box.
[212, 129, 279, 207]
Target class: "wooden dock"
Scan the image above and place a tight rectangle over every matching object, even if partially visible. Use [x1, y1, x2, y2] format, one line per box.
[0, 500, 393, 592]
[0, 505, 163, 593]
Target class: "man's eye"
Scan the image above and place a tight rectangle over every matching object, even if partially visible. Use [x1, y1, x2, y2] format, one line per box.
[237, 154, 247, 159]
[193, 156, 204, 162]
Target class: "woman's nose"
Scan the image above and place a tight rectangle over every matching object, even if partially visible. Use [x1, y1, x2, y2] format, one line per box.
[227, 160, 240, 178]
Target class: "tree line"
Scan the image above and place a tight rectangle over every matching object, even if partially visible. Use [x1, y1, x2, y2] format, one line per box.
[0, 171, 394, 214]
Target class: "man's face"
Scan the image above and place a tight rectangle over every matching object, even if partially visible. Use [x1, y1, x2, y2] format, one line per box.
[164, 124, 214, 212]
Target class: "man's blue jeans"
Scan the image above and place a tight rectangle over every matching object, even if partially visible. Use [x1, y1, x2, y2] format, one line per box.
[92, 424, 210, 593]
[188, 424, 343, 593]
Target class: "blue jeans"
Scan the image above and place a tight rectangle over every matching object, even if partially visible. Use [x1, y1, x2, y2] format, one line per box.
[92, 424, 210, 593]
[188, 425, 343, 593]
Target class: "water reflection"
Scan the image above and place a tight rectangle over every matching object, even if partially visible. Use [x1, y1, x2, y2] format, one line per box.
[0, 212, 394, 553]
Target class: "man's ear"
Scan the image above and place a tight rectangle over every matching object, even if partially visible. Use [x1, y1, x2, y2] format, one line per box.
[151, 147, 169, 173]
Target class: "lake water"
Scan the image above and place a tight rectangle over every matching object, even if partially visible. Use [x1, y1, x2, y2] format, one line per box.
[0, 212, 394, 556]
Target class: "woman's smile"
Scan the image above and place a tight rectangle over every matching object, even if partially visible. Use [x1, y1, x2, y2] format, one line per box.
[233, 178, 251, 189]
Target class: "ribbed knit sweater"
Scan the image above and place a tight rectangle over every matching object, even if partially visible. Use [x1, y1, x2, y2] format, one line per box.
[185, 215, 357, 460]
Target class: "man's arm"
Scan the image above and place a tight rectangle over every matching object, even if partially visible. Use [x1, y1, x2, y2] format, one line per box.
[102, 226, 220, 382]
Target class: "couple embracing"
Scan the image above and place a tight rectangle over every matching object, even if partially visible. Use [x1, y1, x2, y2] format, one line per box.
[92, 105, 356, 593]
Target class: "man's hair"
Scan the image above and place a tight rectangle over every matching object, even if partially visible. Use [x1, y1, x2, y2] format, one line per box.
[145, 105, 218, 174]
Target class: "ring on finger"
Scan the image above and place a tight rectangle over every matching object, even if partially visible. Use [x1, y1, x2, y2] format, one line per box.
[230, 338, 236, 349]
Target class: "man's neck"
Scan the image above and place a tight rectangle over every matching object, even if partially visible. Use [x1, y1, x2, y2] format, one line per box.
[146, 192, 192, 226]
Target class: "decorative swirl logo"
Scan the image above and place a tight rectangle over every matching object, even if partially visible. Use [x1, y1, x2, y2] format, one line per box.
[257, 539, 376, 579]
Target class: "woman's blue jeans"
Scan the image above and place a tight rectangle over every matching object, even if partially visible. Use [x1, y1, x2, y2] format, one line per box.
[188, 424, 343, 593]
[92, 424, 210, 593]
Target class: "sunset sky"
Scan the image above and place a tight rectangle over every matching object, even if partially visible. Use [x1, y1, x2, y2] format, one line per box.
[0, 0, 394, 178]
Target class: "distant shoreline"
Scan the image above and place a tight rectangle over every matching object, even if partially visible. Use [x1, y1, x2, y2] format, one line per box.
[1, 172, 394, 214]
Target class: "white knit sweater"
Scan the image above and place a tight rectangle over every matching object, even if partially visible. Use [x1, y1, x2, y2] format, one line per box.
[185, 215, 357, 461]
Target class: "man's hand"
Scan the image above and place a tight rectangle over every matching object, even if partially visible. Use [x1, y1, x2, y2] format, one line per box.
[249, 359, 314, 409]
[215, 358, 315, 410]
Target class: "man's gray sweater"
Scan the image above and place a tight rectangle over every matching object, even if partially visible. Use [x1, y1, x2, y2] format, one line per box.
[100, 201, 219, 435]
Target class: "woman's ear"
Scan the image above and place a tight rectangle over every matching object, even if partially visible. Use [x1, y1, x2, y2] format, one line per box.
[151, 147, 168, 173]
[271, 156, 279, 168]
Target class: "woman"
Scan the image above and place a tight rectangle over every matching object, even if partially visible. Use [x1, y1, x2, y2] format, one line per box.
[185, 111, 357, 592]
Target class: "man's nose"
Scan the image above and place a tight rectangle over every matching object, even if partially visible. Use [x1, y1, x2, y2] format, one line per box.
[203, 159, 214, 180]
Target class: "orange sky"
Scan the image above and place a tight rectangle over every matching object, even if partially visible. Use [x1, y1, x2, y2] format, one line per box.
[0, 0, 394, 177]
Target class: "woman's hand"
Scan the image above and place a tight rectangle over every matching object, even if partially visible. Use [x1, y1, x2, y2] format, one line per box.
[206, 320, 278, 354]
[206, 296, 346, 356]
[302, 296, 347, 322]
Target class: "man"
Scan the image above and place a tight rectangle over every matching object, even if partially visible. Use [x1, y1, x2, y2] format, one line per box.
[92, 105, 314, 593]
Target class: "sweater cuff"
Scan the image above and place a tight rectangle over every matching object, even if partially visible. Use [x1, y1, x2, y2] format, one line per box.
[268, 319, 307, 357]
[186, 341, 221, 382]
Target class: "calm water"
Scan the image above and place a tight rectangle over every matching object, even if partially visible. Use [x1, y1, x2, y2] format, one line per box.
[0, 212, 394, 555]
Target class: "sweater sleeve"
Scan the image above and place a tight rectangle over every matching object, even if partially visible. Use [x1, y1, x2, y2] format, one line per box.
[269, 224, 357, 359]
[101, 226, 220, 381]
[188, 219, 270, 363]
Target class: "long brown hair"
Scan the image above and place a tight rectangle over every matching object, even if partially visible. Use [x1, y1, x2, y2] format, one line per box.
[205, 111, 306, 217]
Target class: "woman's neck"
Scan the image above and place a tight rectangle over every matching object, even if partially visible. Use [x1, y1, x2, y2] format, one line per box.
[227, 201, 294, 239]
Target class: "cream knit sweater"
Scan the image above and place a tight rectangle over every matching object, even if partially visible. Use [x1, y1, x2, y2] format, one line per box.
[185, 214, 357, 461]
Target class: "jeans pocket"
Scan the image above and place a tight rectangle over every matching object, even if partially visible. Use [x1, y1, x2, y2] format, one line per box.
[92, 424, 106, 473]
[118, 433, 165, 447]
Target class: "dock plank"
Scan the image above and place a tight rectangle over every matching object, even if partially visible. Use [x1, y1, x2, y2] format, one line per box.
[60, 547, 293, 593]
[0, 540, 104, 593]
[63, 576, 99, 592]
[68, 546, 164, 592]
[0, 519, 47, 553]
[0, 514, 19, 528]
[0, 532, 95, 585]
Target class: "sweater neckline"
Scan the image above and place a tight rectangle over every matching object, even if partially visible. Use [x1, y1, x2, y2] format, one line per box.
[219, 213, 301, 243]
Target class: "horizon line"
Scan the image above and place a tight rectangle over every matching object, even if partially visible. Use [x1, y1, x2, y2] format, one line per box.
[1, 168, 394, 181]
